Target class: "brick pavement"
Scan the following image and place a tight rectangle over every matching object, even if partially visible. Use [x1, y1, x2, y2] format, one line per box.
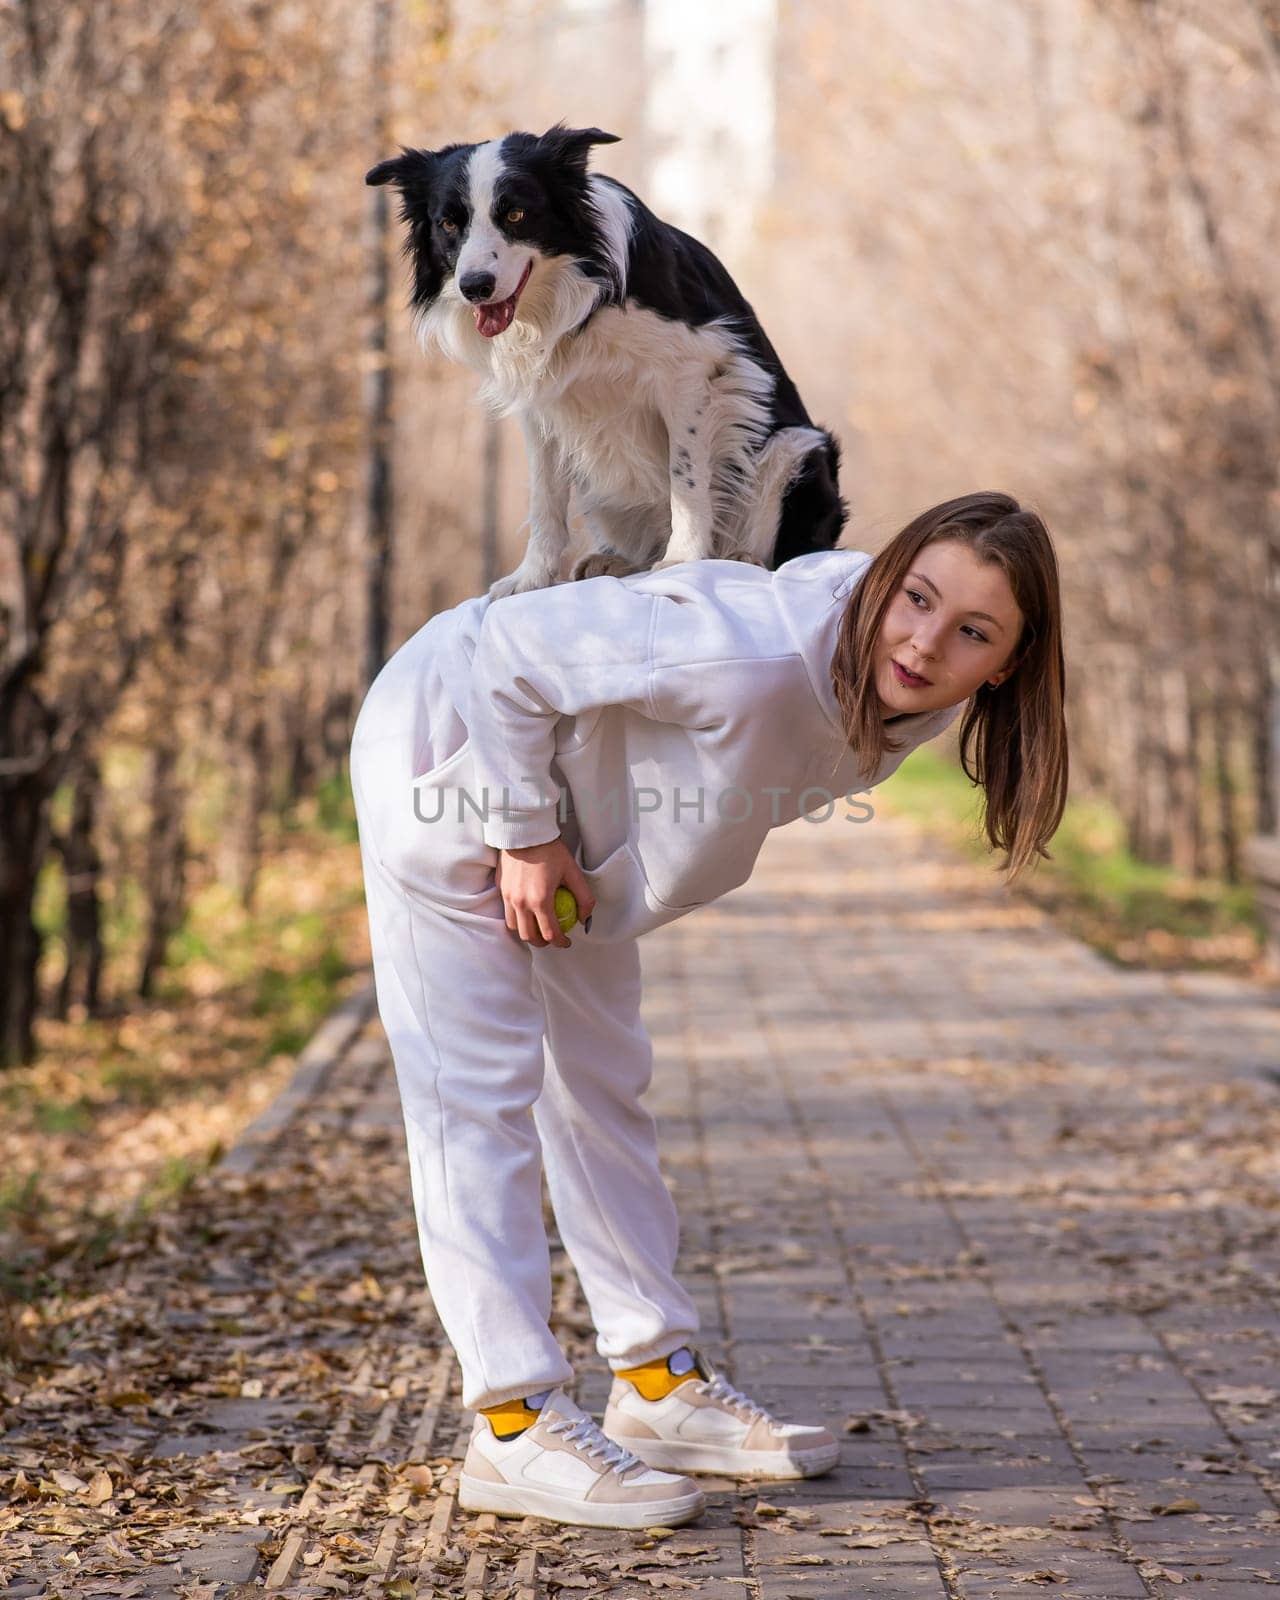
[8, 808, 1280, 1597]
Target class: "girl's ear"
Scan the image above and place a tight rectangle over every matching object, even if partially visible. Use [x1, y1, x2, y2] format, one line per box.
[990, 636, 1033, 687]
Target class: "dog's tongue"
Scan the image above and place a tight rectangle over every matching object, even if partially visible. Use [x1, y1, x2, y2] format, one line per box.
[476, 295, 518, 338]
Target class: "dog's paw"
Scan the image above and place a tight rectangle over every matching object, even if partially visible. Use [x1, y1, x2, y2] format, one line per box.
[570, 549, 642, 582]
[487, 566, 559, 601]
[721, 550, 769, 567]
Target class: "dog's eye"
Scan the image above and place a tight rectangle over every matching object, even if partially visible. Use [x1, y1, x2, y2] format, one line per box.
[505, 208, 524, 225]
[439, 217, 458, 234]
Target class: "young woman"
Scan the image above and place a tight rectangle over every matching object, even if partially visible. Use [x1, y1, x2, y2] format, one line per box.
[349, 490, 1068, 1530]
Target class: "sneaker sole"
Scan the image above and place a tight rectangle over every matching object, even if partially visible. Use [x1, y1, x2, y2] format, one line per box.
[617, 1438, 841, 1479]
[457, 1472, 706, 1529]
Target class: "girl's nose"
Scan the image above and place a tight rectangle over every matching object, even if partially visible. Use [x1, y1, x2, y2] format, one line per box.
[912, 626, 942, 658]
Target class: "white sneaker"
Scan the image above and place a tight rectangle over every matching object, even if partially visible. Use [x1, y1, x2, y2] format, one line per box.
[458, 1388, 706, 1529]
[603, 1348, 841, 1479]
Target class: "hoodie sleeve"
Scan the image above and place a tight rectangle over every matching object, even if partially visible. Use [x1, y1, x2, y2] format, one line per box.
[465, 576, 666, 850]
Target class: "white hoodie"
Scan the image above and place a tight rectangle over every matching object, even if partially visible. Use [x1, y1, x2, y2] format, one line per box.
[392, 549, 962, 943]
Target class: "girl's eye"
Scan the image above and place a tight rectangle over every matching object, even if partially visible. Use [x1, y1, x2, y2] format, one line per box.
[505, 208, 524, 224]
[906, 589, 986, 642]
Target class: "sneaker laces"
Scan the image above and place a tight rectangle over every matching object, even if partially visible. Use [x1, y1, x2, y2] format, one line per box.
[693, 1371, 775, 1425]
[544, 1413, 646, 1478]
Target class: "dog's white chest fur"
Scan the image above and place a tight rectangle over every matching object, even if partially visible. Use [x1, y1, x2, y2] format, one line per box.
[428, 289, 775, 516]
[529, 304, 753, 510]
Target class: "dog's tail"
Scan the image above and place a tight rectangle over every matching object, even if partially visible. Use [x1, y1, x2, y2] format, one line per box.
[731, 426, 834, 563]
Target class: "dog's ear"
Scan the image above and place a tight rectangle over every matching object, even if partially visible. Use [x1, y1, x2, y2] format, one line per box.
[535, 122, 621, 174]
[365, 148, 437, 190]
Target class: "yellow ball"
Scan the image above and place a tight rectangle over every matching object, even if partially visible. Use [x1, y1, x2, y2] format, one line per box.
[554, 886, 579, 933]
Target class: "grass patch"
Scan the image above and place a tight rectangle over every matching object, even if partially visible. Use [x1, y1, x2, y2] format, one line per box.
[880, 745, 1266, 974]
[253, 940, 350, 1058]
[31, 1096, 98, 1136]
[317, 770, 360, 840]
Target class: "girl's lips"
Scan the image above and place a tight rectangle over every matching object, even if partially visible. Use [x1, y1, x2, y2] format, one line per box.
[892, 659, 931, 687]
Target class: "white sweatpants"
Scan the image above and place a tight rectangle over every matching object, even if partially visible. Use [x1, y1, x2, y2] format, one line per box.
[349, 615, 700, 1411]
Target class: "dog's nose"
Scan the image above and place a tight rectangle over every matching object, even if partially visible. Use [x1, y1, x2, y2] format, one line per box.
[459, 271, 497, 303]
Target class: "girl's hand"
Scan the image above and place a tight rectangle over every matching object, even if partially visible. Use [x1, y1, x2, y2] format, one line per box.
[494, 838, 597, 949]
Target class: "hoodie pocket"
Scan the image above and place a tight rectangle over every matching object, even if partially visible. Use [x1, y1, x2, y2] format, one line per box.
[638, 824, 761, 914]
[580, 839, 732, 942]
[564, 835, 693, 942]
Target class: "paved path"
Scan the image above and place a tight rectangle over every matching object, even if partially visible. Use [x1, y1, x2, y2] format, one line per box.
[6, 810, 1280, 1598]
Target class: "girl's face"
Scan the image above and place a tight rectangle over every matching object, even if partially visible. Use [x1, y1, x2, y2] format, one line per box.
[872, 539, 1025, 718]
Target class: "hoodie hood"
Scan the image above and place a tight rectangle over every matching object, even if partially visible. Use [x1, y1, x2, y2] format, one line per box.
[772, 546, 871, 740]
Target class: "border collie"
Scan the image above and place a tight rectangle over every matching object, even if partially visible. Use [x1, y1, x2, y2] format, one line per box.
[367, 122, 848, 600]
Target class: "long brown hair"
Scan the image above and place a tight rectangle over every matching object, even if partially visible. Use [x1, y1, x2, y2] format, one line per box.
[830, 491, 1069, 886]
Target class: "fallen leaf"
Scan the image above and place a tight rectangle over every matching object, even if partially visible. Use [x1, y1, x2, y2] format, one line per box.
[1207, 1385, 1275, 1408]
[84, 1469, 114, 1506]
[104, 1389, 153, 1408]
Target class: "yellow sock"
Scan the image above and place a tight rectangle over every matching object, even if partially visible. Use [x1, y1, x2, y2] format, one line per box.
[615, 1348, 706, 1401]
[480, 1391, 549, 1440]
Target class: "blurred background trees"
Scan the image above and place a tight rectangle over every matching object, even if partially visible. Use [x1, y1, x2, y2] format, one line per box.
[1, 0, 1277, 1074]
[1, 0, 391, 1065]
[766, 0, 1279, 883]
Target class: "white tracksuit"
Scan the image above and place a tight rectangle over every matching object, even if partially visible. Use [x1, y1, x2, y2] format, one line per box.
[349, 549, 960, 1409]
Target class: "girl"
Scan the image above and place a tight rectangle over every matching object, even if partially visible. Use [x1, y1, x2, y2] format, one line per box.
[349, 490, 1068, 1530]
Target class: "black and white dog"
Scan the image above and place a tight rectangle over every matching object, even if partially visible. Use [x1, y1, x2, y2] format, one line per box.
[367, 122, 847, 600]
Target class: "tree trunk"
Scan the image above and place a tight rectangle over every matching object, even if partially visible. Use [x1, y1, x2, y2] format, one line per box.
[285, 689, 315, 802]
[323, 685, 356, 784]
[138, 737, 188, 1000]
[1128, 671, 1157, 860]
[0, 682, 58, 1068]
[364, 0, 395, 686]
[54, 754, 105, 1018]
[236, 713, 272, 912]
[0, 793, 45, 1068]
[1213, 691, 1241, 884]
[1162, 666, 1201, 878]
[1254, 638, 1277, 839]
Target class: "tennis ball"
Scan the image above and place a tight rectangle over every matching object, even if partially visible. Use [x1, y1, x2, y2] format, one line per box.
[554, 886, 579, 933]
